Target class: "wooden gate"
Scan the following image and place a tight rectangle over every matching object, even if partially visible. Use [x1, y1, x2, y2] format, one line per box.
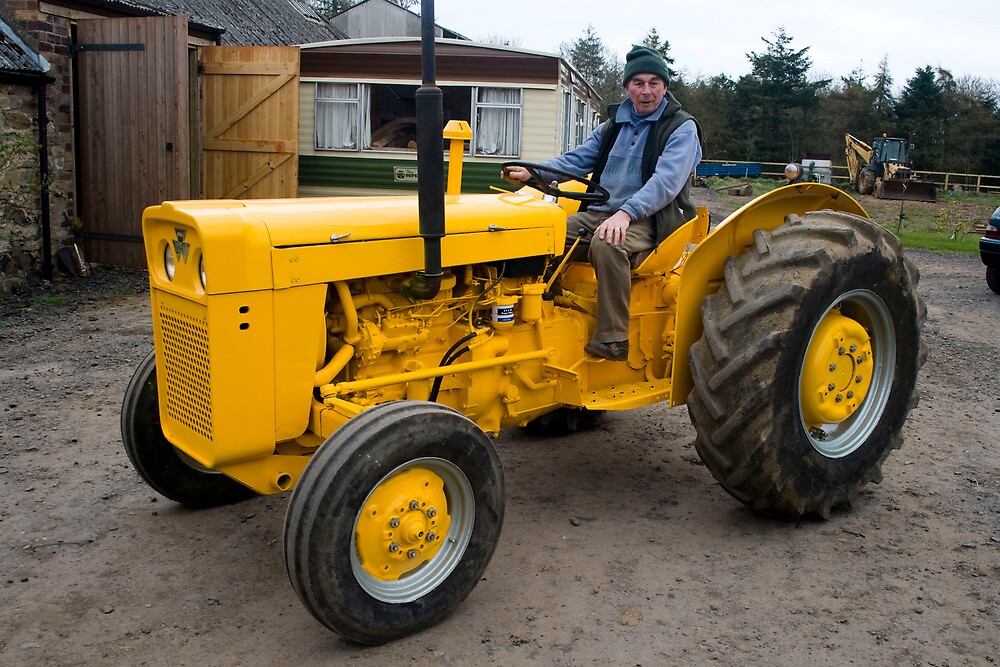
[201, 47, 299, 199]
[75, 15, 189, 267]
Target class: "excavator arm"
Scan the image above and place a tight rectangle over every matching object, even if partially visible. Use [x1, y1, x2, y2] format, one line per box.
[845, 134, 875, 194]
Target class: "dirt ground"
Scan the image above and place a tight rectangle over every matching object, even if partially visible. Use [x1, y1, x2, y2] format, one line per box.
[2, 205, 999, 665]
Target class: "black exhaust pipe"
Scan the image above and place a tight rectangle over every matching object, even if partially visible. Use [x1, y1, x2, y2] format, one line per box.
[406, 0, 445, 300]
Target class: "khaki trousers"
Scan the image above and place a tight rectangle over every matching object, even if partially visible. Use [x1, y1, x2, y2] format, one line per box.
[564, 210, 656, 342]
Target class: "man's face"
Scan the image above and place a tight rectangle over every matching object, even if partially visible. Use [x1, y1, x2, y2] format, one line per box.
[625, 74, 666, 116]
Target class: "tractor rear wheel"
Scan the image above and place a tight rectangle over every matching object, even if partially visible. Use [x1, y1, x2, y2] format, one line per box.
[284, 401, 505, 644]
[688, 211, 925, 519]
[121, 350, 255, 508]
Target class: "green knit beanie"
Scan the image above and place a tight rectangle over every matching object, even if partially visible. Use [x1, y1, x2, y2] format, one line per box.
[622, 45, 670, 86]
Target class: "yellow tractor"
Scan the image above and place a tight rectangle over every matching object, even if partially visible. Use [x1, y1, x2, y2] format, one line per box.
[121, 6, 925, 645]
[845, 133, 937, 202]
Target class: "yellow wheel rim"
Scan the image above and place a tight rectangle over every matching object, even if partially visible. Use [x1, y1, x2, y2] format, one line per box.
[350, 456, 473, 603]
[798, 290, 896, 459]
[355, 467, 453, 581]
[800, 309, 874, 428]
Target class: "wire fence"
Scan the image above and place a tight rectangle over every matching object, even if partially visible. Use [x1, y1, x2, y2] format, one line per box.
[699, 160, 1000, 195]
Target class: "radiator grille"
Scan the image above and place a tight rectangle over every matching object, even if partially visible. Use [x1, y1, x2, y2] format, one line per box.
[158, 301, 213, 441]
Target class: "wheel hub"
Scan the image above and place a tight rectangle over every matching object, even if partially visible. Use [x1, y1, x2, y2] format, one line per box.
[800, 309, 874, 427]
[355, 467, 451, 581]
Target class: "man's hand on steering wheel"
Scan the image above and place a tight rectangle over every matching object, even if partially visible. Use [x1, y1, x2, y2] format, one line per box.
[499, 161, 610, 204]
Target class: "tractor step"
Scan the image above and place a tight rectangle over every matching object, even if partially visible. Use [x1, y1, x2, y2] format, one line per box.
[581, 379, 672, 411]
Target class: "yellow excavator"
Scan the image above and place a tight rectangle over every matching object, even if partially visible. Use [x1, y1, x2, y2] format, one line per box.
[845, 133, 937, 202]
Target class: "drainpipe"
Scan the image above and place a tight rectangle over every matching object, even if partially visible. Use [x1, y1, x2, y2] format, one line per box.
[405, 0, 445, 301]
[37, 80, 52, 281]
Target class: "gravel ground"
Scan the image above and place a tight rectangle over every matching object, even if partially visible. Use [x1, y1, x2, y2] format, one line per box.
[1, 228, 997, 665]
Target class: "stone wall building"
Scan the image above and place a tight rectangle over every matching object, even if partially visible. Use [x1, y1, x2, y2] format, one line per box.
[0, 9, 67, 293]
[0, 0, 343, 286]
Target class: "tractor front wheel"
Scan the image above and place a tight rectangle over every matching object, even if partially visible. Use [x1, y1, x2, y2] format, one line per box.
[121, 350, 255, 508]
[283, 401, 505, 644]
[688, 211, 925, 518]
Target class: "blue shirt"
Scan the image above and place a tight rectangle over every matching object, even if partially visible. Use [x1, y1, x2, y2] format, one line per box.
[542, 97, 702, 221]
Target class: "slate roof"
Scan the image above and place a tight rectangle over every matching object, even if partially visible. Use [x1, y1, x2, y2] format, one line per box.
[62, 0, 345, 45]
[140, 0, 347, 45]
[0, 17, 50, 78]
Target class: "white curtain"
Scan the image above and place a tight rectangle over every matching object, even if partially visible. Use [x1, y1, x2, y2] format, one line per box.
[476, 88, 521, 156]
[316, 83, 359, 150]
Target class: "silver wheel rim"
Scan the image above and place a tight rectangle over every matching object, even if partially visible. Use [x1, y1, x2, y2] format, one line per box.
[799, 289, 896, 458]
[350, 457, 475, 603]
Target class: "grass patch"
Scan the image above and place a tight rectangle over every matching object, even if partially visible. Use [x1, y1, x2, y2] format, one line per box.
[895, 228, 980, 255]
[708, 178, 997, 255]
[31, 294, 69, 308]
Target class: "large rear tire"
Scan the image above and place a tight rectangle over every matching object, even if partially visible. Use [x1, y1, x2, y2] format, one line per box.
[688, 211, 925, 518]
[284, 401, 505, 645]
[121, 350, 255, 508]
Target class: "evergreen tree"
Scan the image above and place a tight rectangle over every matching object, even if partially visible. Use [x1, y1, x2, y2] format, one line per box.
[733, 27, 830, 161]
[640, 28, 677, 79]
[561, 25, 621, 110]
[896, 66, 946, 168]
[871, 56, 896, 129]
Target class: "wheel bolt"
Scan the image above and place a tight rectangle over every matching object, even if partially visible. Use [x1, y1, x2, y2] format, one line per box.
[855, 375, 863, 383]
[389, 517, 400, 528]
[835, 394, 843, 402]
[829, 363, 837, 371]
[838, 347, 846, 355]
[409, 500, 420, 510]
[847, 391, 854, 399]
[407, 549, 417, 559]
[857, 356, 864, 364]
[426, 532, 436, 542]
[427, 508, 437, 518]
[849, 344, 857, 352]
[827, 383, 835, 391]
[388, 542, 400, 553]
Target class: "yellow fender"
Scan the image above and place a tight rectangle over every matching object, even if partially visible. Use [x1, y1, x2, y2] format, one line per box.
[669, 183, 869, 406]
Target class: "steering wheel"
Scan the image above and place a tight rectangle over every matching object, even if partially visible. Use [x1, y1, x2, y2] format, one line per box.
[501, 161, 610, 205]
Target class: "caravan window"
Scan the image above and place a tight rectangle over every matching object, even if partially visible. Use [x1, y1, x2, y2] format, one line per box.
[315, 83, 361, 150]
[474, 88, 522, 157]
[314, 83, 522, 157]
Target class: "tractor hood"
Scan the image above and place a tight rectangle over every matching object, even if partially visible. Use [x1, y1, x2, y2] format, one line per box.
[142, 192, 567, 294]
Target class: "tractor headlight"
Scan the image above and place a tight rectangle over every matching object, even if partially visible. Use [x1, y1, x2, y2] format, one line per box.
[784, 163, 801, 181]
[199, 255, 207, 290]
[164, 244, 176, 281]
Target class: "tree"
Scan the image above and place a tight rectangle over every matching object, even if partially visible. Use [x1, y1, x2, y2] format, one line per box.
[308, 0, 417, 20]
[561, 25, 621, 109]
[733, 27, 830, 161]
[939, 75, 1000, 174]
[681, 75, 737, 159]
[307, 0, 355, 19]
[870, 56, 896, 128]
[640, 28, 677, 79]
[896, 66, 946, 168]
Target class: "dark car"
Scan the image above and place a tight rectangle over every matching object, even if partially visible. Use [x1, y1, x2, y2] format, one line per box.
[982, 206, 1000, 293]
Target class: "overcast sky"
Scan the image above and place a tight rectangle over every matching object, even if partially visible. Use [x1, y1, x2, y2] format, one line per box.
[431, 1, 997, 92]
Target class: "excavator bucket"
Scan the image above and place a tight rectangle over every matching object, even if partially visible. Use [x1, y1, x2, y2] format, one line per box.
[876, 178, 937, 202]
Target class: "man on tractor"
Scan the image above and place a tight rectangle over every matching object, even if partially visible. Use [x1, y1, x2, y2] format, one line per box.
[502, 45, 702, 361]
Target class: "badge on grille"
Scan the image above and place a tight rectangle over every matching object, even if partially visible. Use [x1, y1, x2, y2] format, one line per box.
[173, 229, 190, 263]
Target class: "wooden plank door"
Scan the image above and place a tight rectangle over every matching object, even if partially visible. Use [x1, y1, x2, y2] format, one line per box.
[76, 14, 189, 267]
[200, 47, 299, 199]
